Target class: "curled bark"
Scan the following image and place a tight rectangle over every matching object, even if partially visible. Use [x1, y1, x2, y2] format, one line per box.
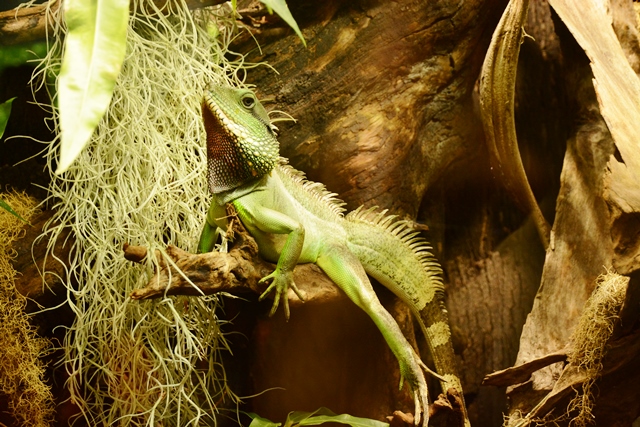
[479, 0, 551, 249]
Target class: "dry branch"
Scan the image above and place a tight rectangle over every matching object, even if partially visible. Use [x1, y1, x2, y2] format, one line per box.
[507, 328, 640, 425]
[0, 1, 58, 46]
[10, 209, 339, 309]
[482, 350, 568, 387]
[124, 220, 340, 304]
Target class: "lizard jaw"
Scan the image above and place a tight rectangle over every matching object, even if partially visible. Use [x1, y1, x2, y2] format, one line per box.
[202, 89, 278, 193]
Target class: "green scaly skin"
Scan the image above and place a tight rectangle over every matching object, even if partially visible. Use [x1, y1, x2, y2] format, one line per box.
[198, 85, 470, 426]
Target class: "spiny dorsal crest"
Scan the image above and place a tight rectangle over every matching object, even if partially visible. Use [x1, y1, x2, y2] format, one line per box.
[347, 206, 444, 284]
[277, 158, 346, 218]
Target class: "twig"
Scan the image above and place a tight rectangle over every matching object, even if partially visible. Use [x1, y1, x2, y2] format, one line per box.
[482, 349, 568, 387]
[0, 1, 58, 46]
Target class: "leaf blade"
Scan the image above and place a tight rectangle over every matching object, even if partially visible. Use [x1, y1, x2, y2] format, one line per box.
[288, 408, 389, 427]
[56, 0, 129, 174]
[0, 197, 30, 225]
[0, 97, 16, 139]
[260, 0, 306, 46]
[247, 412, 282, 427]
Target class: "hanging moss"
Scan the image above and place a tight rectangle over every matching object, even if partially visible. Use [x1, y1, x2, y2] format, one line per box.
[31, 1, 254, 425]
[0, 190, 53, 427]
[566, 270, 628, 427]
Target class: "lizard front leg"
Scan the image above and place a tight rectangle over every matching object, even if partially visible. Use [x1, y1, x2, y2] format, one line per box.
[232, 198, 306, 319]
[197, 200, 230, 253]
[316, 243, 429, 425]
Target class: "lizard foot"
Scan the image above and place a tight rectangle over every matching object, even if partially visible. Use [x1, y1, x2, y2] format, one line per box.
[258, 269, 305, 319]
[399, 357, 430, 426]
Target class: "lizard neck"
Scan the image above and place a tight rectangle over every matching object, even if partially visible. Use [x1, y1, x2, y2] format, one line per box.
[211, 173, 271, 206]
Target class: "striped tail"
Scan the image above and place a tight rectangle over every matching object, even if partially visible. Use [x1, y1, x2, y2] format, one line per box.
[344, 206, 470, 426]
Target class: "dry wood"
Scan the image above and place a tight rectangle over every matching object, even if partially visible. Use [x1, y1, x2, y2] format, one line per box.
[478, 0, 551, 248]
[548, 0, 640, 173]
[549, 0, 640, 279]
[0, 1, 59, 46]
[123, 220, 339, 304]
[507, 327, 640, 425]
[502, 1, 640, 423]
[482, 350, 567, 387]
[239, 0, 509, 218]
[10, 0, 640, 424]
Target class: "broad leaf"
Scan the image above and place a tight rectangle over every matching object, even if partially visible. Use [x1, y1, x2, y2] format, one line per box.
[260, 0, 306, 46]
[248, 412, 282, 427]
[0, 198, 29, 225]
[56, 0, 129, 174]
[287, 408, 389, 427]
[0, 97, 15, 139]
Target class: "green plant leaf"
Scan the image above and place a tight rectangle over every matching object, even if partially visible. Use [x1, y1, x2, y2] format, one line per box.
[248, 412, 282, 427]
[0, 41, 48, 73]
[0, 198, 30, 225]
[56, 0, 130, 174]
[285, 408, 389, 427]
[0, 97, 16, 139]
[260, 0, 306, 46]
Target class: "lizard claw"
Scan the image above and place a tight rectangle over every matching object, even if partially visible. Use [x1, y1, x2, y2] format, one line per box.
[258, 270, 304, 320]
[398, 355, 429, 426]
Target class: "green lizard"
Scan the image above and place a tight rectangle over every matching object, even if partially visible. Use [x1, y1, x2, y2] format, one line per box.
[198, 85, 470, 426]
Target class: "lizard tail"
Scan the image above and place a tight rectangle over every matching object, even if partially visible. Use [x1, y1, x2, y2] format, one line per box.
[344, 206, 470, 425]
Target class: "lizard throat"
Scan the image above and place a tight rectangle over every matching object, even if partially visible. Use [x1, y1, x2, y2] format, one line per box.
[202, 100, 278, 193]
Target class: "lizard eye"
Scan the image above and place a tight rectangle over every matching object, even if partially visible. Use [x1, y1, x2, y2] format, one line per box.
[241, 95, 255, 109]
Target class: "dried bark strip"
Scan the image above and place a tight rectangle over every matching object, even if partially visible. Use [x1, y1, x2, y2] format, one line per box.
[479, 0, 550, 248]
[482, 350, 567, 387]
[549, 0, 640, 278]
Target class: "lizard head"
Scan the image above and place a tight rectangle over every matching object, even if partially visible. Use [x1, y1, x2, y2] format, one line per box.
[202, 85, 280, 193]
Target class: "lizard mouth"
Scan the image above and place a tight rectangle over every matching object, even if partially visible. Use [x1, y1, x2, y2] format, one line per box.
[202, 99, 231, 157]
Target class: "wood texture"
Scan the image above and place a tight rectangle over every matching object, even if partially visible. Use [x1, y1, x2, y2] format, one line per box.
[0, 0, 227, 46]
[239, 0, 508, 217]
[501, 0, 640, 424]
